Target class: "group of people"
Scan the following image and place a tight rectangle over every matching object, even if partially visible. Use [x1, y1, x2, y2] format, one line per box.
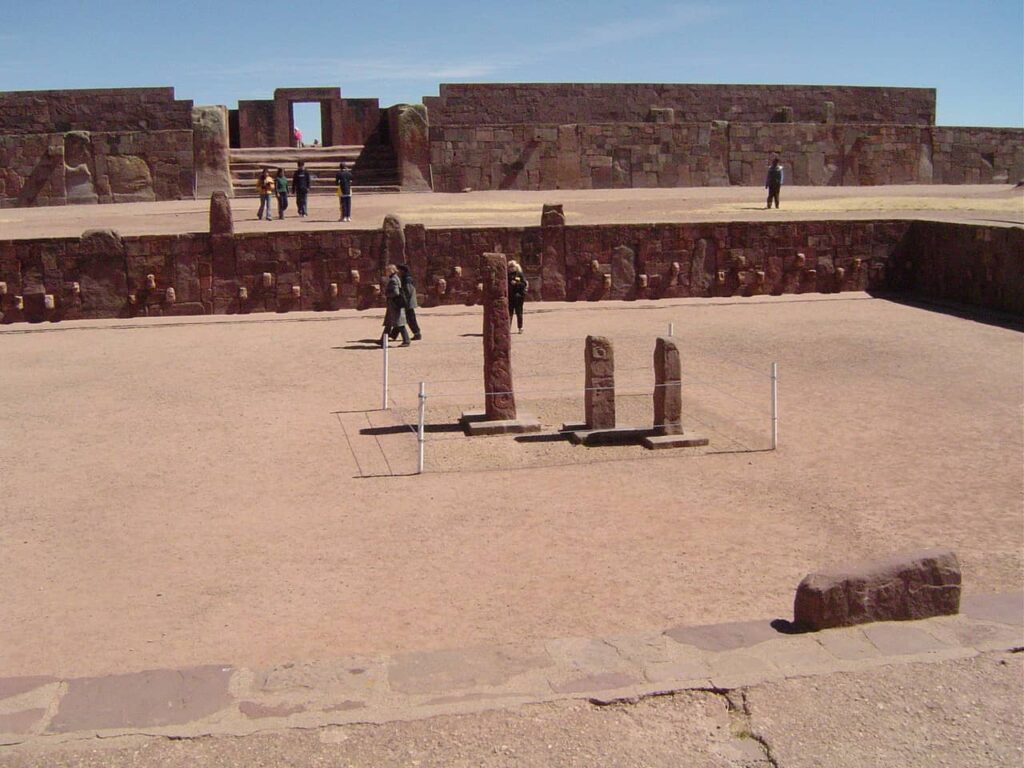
[380, 260, 529, 347]
[255, 161, 354, 222]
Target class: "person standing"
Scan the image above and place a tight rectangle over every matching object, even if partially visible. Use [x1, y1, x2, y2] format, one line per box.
[292, 161, 312, 217]
[398, 264, 421, 341]
[274, 167, 289, 219]
[256, 167, 274, 221]
[507, 259, 528, 334]
[335, 162, 353, 222]
[381, 264, 410, 346]
[765, 157, 784, 209]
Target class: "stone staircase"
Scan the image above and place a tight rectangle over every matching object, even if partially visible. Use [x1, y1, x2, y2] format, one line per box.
[230, 142, 401, 198]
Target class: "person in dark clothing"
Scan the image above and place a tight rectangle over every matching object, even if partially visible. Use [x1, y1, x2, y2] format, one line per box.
[507, 259, 527, 334]
[335, 162, 354, 222]
[274, 167, 289, 219]
[397, 264, 422, 340]
[381, 264, 410, 346]
[765, 157, 784, 209]
[292, 161, 312, 217]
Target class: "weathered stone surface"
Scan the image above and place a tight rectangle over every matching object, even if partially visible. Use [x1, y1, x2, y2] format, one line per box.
[77, 229, 128, 317]
[653, 336, 682, 435]
[610, 245, 636, 299]
[48, 665, 233, 732]
[191, 105, 233, 198]
[794, 549, 962, 631]
[209, 191, 233, 236]
[63, 131, 97, 204]
[481, 252, 516, 420]
[381, 214, 406, 268]
[540, 204, 565, 227]
[388, 104, 431, 191]
[690, 239, 712, 296]
[585, 335, 615, 429]
[105, 155, 154, 201]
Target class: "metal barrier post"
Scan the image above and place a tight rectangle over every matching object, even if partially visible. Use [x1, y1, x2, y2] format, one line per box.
[417, 381, 426, 474]
[771, 362, 778, 450]
[669, 322, 675, 337]
[382, 336, 389, 410]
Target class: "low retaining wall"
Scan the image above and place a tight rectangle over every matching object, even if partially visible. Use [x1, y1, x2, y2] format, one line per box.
[430, 123, 1024, 191]
[1, 217, 1019, 325]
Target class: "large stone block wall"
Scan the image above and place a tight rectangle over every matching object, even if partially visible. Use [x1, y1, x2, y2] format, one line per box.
[425, 83, 937, 127]
[0, 130, 196, 208]
[430, 122, 1024, 191]
[0, 88, 193, 134]
[12, 217, 1021, 325]
[907, 222, 1023, 315]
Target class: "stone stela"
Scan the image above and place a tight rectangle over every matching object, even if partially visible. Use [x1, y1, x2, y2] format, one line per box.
[642, 337, 708, 449]
[459, 253, 540, 436]
[584, 335, 615, 430]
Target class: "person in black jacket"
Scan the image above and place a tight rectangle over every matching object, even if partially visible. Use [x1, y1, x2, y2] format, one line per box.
[399, 264, 422, 341]
[292, 161, 312, 217]
[765, 157, 784, 209]
[335, 162, 353, 222]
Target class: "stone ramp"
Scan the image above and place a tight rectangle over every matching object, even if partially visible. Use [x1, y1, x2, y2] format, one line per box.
[1, 592, 1019, 750]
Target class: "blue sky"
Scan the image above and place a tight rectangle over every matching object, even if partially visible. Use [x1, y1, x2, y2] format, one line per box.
[2, 0, 1021, 139]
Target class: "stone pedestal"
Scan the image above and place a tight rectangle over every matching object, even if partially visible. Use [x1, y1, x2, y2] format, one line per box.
[584, 335, 615, 429]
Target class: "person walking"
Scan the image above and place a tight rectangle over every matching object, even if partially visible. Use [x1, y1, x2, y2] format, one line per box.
[396, 264, 421, 341]
[765, 157, 784, 209]
[256, 167, 274, 221]
[292, 161, 312, 217]
[335, 162, 353, 222]
[381, 264, 410, 347]
[507, 259, 527, 334]
[274, 167, 289, 219]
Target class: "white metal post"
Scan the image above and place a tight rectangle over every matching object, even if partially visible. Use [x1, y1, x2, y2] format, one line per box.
[771, 362, 778, 450]
[382, 335, 389, 410]
[417, 381, 426, 474]
[669, 322, 675, 337]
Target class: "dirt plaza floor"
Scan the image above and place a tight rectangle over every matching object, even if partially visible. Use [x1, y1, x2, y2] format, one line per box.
[1, 291, 1021, 681]
[0, 183, 1021, 239]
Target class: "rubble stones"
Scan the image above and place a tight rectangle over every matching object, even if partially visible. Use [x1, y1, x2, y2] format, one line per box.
[794, 549, 962, 631]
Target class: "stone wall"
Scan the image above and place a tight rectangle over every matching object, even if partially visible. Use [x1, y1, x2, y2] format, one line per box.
[3, 217, 1018, 325]
[430, 122, 1024, 191]
[0, 130, 196, 208]
[907, 222, 1023, 315]
[425, 83, 937, 127]
[0, 88, 193, 134]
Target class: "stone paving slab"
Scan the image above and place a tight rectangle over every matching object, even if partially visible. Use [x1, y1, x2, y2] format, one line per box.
[1, 591, 1020, 752]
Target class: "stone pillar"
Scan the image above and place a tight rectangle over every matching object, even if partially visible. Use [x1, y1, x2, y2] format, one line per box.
[482, 252, 516, 420]
[388, 104, 431, 191]
[653, 337, 682, 435]
[209, 191, 233, 236]
[541, 203, 567, 301]
[381, 214, 406, 270]
[823, 101, 836, 125]
[192, 106, 234, 198]
[584, 335, 615, 429]
[610, 245, 636, 300]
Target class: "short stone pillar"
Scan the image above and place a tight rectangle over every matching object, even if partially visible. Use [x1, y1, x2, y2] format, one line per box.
[209, 191, 233, 236]
[482, 252, 516, 421]
[585, 335, 615, 429]
[653, 337, 682, 435]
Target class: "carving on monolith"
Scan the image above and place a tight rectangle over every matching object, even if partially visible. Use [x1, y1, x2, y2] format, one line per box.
[691, 238, 712, 296]
[611, 245, 636, 299]
[541, 204, 566, 301]
[481, 252, 516, 420]
[584, 335, 615, 429]
[653, 337, 682, 435]
[381, 214, 406, 269]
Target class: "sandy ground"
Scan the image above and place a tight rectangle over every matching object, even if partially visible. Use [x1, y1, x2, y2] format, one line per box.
[1, 293, 1021, 680]
[0, 184, 1021, 239]
[2, 652, 1019, 767]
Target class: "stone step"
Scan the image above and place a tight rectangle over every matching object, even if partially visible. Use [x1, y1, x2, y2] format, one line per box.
[232, 185, 403, 198]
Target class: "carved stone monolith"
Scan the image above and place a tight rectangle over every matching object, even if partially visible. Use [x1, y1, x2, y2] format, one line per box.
[482, 252, 516, 420]
[209, 191, 233, 236]
[584, 335, 615, 429]
[653, 337, 682, 435]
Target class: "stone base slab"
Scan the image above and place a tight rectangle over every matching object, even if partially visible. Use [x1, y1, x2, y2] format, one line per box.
[642, 433, 709, 449]
[563, 425, 651, 446]
[460, 410, 542, 436]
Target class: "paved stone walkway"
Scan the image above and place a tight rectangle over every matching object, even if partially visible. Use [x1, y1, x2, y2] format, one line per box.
[1, 592, 1019, 753]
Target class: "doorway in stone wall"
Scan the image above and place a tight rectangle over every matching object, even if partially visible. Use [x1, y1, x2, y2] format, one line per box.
[291, 102, 323, 148]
